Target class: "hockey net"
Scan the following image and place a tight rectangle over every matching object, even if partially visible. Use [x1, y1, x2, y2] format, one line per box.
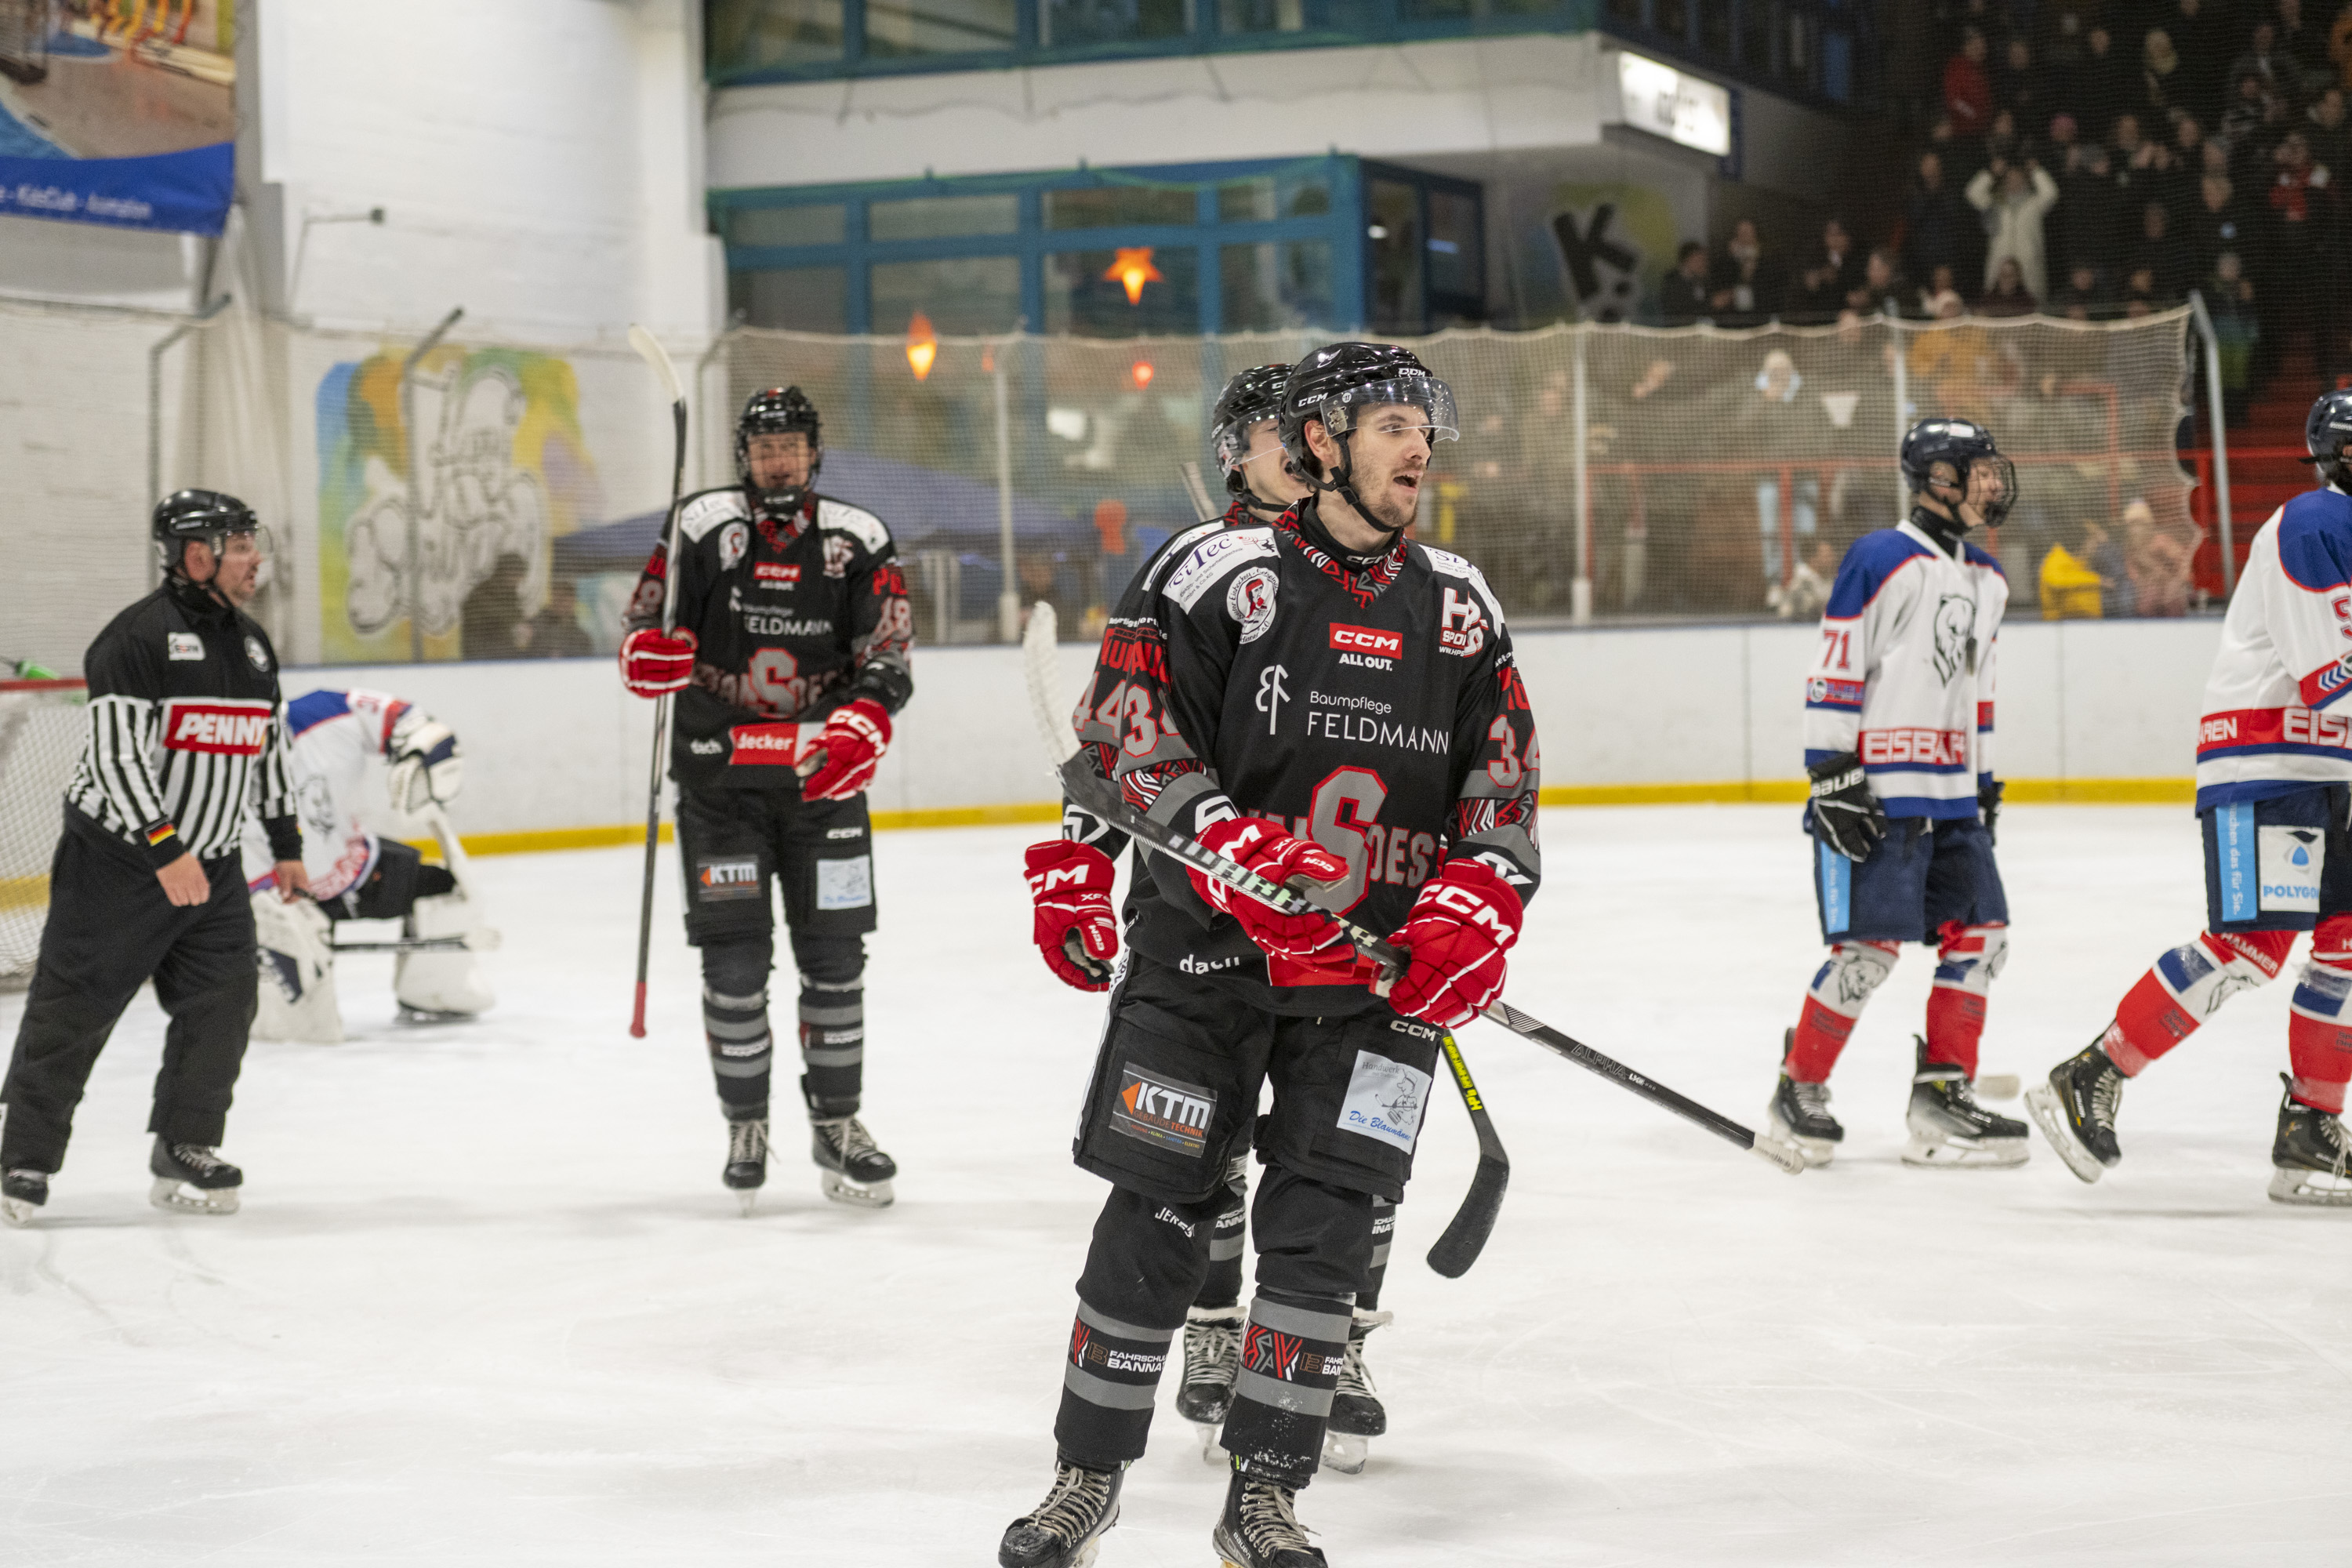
[0, 681, 85, 989]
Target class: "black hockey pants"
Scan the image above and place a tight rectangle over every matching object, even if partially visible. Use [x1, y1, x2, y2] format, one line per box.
[1054, 954, 1439, 1488]
[1, 811, 259, 1173]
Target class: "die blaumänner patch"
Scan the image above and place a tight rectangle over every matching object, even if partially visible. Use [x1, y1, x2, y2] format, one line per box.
[1336, 1049, 1431, 1152]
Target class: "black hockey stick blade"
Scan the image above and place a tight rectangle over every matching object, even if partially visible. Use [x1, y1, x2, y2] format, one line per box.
[1425, 1030, 1508, 1279]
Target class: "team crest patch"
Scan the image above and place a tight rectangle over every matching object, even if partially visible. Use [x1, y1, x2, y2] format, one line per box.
[244, 634, 271, 673]
[1111, 1065, 1215, 1156]
[719, 521, 750, 571]
[1227, 566, 1279, 644]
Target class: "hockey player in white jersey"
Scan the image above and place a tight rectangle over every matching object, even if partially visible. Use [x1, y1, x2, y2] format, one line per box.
[2027, 390, 2352, 1204]
[241, 688, 489, 1040]
[1767, 418, 2031, 1168]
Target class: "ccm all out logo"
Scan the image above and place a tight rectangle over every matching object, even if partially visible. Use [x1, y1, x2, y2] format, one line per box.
[1330, 622, 1402, 671]
[161, 699, 272, 756]
[754, 561, 801, 589]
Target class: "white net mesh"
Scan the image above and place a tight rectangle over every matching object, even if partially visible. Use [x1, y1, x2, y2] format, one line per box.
[0, 681, 86, 989]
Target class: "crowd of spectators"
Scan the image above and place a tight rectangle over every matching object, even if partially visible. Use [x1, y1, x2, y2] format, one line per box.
[1657, 0, 2352, 412]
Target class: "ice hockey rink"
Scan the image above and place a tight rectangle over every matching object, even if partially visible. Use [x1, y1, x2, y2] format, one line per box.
[4, 803, 2346, 1567]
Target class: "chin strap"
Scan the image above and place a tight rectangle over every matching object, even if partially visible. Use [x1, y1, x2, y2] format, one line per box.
[1303, 432, 1408, 547]
[1911, 503, 1968, 557]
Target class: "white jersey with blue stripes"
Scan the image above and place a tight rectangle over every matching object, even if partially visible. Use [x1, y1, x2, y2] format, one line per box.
[2193, 485, 2352, 811]
[1802, 517, 2005, 821]
[238, 688, 416, 898]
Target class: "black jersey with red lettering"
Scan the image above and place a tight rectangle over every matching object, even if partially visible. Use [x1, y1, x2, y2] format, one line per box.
[1069, 495, 1541, 1015]
[626, 486, 915, 790]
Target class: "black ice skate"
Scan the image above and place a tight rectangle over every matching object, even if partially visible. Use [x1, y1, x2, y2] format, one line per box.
[2269, 1074, 2352, 1206]
[1765, 1033, 1843, 1167]
[1178, 1304, 1244, 1462]
[2025, 1040, 2126, 1184]
[1214, 1467, 1327, 1568]
[1, 1167, 47, 1228]
[723, 1117, 768, 1215]
[1903, 1039, 2030, 1168]
[1321, 1308, 1390, 1475]
[148, 1138, 241, 1214]
[809, 1115, 895, 1208]
[998, 1458, 1122, 1568]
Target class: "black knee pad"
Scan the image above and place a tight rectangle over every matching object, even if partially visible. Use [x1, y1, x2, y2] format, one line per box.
[1250, 1165, 1376, 1303]
[702, 935, 775, 996]
[1076, 1184, 1224, 1327]
[789, 931, 863, 986]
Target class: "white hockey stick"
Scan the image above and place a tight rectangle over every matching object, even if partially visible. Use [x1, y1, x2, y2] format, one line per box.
[627, 325, 688, 1040]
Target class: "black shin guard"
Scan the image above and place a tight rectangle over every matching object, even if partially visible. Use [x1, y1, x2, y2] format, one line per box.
[1053, 1185, 1221, 1469]
[1219, 1167, 1375, 1487]
[1361, 1195, 1394, 1311]
[1196, 1155, 1250, 1311]
[701, 937, 775, 1121]
[792, 932, 864, 1118]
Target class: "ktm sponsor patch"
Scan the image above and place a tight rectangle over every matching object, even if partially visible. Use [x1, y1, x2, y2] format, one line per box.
[1110, 1065, 1215, 1156]
[695, 856, 762, 901]
[161, 699, 273, 755]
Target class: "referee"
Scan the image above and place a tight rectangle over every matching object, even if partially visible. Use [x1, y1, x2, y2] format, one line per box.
[0, 491, 308, 1225]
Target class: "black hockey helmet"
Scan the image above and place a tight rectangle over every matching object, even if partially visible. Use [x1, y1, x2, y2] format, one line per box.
[152, 488, 265, 576]
[1900, 417, 2015, 529]
[1277, 343, 1457, 533]
[2307, 388, 2352, 486]
[735, 386, 822, 507]
[1210, 363, 1294, 510]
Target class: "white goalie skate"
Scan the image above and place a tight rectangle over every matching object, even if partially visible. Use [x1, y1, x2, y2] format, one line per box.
[394, 808, 495, 1022]
[252, 891, 343, 1044]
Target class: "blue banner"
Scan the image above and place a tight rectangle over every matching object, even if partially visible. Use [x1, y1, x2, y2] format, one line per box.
[0, 141, 234, 237]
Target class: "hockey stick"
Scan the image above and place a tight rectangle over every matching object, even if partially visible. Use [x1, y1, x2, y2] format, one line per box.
[1020, 603, 1805, 1176]
[627, 324, 688, 1040]
[1425, 1030, 1509, 1278]
[331, 934, 499, 955]
[1177, 459, 1219, 524]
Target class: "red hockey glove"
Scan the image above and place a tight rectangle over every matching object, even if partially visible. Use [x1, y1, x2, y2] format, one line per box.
[619, 626, 696, 698]
[1187, 818, 1352, 964]
[1385, 859, 1523, 1027]
[1024, 840, 1120, 992]
[798, 699, 892, 800]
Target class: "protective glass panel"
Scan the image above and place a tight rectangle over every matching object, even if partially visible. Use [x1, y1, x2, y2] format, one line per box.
[727, 205, 848, 249]
[1044, 186, 1196, 231]
[869, 256, 1022, 335]
[1366, 179, 1423, 334]
[1041, 0, 1190, 47]
[1215, 172, 1331, 223]
[1220, 241, 1337, 332]
[1044, 247, 1201, 336]
[864, 0, 1016, 56]
[708, 0, 848, 73]
[729, 267, 850, 333]
[1217, 0, 1304, 32]
[869, 194, 1020, 241]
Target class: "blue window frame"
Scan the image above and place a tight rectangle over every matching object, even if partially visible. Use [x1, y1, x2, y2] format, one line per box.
[714, 155, 1370, 338]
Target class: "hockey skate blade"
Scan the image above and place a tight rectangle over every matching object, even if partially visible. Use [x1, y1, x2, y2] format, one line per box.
[0, 1196, 37, 1228]
[818, 1171, 894, 1209]
[2024, 1084, 2108, 1185]
[1975, 1073, 2020, 1101]
[1900, 1134, 2030, 1169]
[2267, 1166, 2352, 1205]
[149, 1178, 239, 1215]
[737, 1189, 760, 1218]
[1322, 1431, 1370, 1474]
[1195, 1422, 1229, 1465]
[1751, 1136, 1810, 1174]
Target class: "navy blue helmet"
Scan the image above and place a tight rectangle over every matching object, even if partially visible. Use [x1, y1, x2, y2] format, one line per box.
[1900, 417, 2015, 528]
[2306, 388, 2352, 476]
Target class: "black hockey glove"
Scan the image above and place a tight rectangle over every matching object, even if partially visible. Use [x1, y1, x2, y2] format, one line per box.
[1806, 751, 1887, 862]
[1978, 778, 2003, 846]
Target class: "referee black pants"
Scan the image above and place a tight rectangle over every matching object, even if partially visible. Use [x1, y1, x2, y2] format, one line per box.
[1, 811, 258, 1174]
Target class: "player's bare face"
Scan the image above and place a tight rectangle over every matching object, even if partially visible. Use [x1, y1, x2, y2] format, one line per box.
[1241, 419, 1309, 506]
[185, 532, 267, 607]
[747, 432, 813, 494]
[1347, 405, 1434, 534]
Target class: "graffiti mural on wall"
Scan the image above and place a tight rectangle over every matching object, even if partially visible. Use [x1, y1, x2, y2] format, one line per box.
[315, 347, 601, 662]
[1547, 183, 1680, 323]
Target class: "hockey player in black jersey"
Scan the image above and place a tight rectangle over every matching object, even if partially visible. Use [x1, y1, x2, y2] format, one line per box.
[619, 388, 915, 1209]
[2, 491, 307, 1225]
[1000, 344, 1541, 1568]
[1025, 363, 1399, 1474]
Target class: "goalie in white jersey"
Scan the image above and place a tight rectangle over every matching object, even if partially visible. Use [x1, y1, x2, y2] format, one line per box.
[2027, 390, 2352, 1205]
[1766, 419, 2031, 1169]
[240, 688, 492, 1041]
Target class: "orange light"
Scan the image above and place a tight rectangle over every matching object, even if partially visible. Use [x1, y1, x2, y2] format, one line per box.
[905, 310, 938, 381]
[1104, 247, 1163, 306]
[1130, 359, 1155, 390]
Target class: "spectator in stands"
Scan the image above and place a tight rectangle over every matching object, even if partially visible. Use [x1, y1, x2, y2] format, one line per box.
[2310, 87, 2352, 181]
[1768, 539, 1835, 621]
[2123, 497, 2199, 619]
[2130, 201, 2192, 299]
[1946, 27, 1994, 136]
[1847, 248, 1909, 317]
[2278, 0, 2332, 89]
[2120, 266, 2163, 316]
[2048, 261, 2108, 319]
[1968, 155, 2061, 302]
[1794, 217, 1863, 319]
[2087, 517, 2135, 616]
[1983, 107, 2025, 172]
[2205, 249, 2259, 423]
[2000, 35, 2047, 127]
[1906, 151, 1976, 287]
[2167, 0, 2226, 114]
[1978, 256, 2040, 317]
[1922, 283, 1968, 321]
[2143, 29, 2185, 120]
[2233, 20, 2290, 104]
[2046, 111, 2082, 171]
[1660, 241, 1712, 325]
[2163, 115, 2209, 216]
[2267, 129, 2339, 372]
[2039, 524, 2109, 619]
[2055, 142, 2126, 285]
[2075, 25, 2134, 142]
[1710, 218, 1786, 326]
[520, 577, 594, 659]
[2223, 71, 2277, 148]
[2331, 3, 2352, 92]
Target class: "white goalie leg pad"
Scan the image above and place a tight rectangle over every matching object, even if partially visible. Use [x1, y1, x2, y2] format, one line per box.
[394, 892, 496, 1016]
[251, 892, 343, 1044]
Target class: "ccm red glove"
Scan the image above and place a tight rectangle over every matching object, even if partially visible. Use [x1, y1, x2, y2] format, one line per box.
[798, 699, 892, 800]
[1386, 859, 1523, 1027]
[619, 626, 696, 697]
[1024, 840, 1119, 992]
[1188, 818, 1351, 964]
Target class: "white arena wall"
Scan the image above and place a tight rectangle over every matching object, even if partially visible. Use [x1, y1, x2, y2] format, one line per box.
[293, 616, 2223, 848]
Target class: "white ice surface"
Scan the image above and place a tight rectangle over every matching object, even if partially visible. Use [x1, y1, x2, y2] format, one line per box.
[4, 805, 2349, 1566]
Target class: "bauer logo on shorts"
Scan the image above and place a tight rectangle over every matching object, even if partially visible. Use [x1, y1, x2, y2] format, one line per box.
[695, 857, 762, 901]
[1336, 1048, 1431, 1152]
[160, 698, 273, 755]
[815, 855, 873, 910]
[1112, 1066, 1215, 1156]
[2258, 826, 2324, 913]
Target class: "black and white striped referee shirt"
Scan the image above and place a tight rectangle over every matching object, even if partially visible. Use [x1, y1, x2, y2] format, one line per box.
[66, 579, 302, 869]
